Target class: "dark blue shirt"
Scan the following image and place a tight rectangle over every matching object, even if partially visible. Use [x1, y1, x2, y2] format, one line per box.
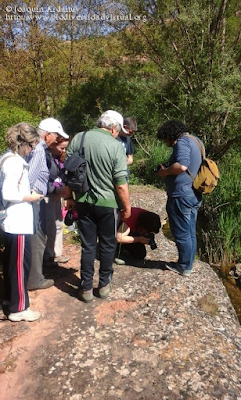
[116, 135, 134, 155]
[165, 135, 202, 197]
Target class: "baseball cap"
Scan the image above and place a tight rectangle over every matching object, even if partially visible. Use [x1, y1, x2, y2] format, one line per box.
[102, 110, 128, 134]
[38, 118, 69, 139]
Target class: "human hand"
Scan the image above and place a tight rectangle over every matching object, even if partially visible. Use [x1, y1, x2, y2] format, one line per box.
[121, 207, 131, 220]
[30, 190, 44, 202]
[157, 164, 168, 178]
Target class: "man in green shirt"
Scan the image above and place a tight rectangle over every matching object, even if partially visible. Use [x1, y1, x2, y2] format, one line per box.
[65, 110, 131, 302]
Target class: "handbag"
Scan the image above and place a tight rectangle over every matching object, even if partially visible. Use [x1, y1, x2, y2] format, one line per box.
[64, 209, 78, 226]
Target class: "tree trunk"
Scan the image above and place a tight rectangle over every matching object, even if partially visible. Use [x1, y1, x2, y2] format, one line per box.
[38, 48, 51, 116]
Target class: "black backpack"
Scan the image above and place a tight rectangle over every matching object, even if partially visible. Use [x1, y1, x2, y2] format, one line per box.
[64, 131, 90, 194]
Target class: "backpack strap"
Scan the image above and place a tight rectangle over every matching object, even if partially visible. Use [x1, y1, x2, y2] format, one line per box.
[77, 130, 93, 196]
[79, 131, 87, 157]
[184, 133, 205, 159]
[183, 134, 205, 182]
[17, 169, 24, 190]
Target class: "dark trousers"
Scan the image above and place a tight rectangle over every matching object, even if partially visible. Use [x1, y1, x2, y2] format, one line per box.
[3, 233, 31, 313]
[118, 242, 147, 260]
[76, 202, 120, 290]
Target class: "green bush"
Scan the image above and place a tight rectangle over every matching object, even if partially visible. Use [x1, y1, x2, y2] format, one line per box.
[60, 73, 164, 137]
[0, 100, 39, 154]
[130, 141, 171, 188]
[199, 151, 241, 264]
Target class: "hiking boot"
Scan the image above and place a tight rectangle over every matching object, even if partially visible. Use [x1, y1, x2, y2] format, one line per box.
[8, 308, 41, 322]
[78, 289, 93, 303]
[166, 263, 193, 277]
[165, 263, 183, 275]
[182, 269, 192, 277]
[99, 283, 112, 299]
[55, 256, 70, 263]
[28, 279, 54, 290]
[114, 257, 125, 265]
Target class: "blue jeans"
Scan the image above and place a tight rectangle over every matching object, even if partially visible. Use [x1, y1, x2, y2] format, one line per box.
[166, 195, 202, 271]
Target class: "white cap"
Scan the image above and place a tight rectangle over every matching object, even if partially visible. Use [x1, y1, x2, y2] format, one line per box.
[102, 110, 128, 134]
[38, 118, 69, 139]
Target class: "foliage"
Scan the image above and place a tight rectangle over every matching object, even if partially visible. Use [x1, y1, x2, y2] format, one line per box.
[197, 150, 241, 264]
[0, 0, 241, 266]
[118, 0, 241, 158]
[60, 73, 164, 135]
[1, 1, 240, 155]
[129, 141, 171, 188]
[0, 100, 39, 154]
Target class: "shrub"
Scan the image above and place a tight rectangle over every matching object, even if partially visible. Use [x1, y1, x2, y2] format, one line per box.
[130, 141, 171, 188]
[198, 150, 241, 265]
[0, 100, 39, 154]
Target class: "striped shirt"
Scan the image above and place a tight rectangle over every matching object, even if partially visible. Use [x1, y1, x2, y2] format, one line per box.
[27, 140, 49, 196]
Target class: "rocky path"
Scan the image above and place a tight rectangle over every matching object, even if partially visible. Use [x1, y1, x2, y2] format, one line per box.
[0, 186, 241, 400]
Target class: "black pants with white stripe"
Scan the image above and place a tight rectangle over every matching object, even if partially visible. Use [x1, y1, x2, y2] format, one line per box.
[76, 202, 120, 290]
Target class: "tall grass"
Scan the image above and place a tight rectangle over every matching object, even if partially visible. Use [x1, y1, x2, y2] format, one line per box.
[199, 152, 241, 265]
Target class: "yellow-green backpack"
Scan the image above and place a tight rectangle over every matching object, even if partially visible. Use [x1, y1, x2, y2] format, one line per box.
[186, 134, 220, 195]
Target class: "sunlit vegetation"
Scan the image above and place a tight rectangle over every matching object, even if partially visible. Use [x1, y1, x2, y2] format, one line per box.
[0, 0, 241, 264]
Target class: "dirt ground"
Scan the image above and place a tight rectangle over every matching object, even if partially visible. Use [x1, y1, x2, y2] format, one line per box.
[0, 186, 241, 400]
[0, 243, 81, 399]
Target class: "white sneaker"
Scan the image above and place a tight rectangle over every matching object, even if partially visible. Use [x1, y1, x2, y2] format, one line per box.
[8, 308, 41, 322]
[54, 255, 70, 263]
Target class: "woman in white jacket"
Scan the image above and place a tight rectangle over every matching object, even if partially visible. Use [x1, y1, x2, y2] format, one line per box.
[0, 123, 43, 322]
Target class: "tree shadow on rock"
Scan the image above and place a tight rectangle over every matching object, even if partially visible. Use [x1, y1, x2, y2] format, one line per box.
[95, 242, 169, 271]
[117, 256, 168, 271]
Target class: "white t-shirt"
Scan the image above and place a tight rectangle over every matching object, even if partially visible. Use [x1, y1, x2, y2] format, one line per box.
[0, 152, 34, 234]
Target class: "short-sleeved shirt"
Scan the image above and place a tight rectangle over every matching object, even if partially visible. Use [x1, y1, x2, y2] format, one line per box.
[116, 135, 134, 156]
[165, 135, 202, 197]
[121, 207, 146, 232]
[66, 127, 127, 208]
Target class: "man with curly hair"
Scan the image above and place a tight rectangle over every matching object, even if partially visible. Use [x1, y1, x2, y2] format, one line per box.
[156, 120, 203, 277]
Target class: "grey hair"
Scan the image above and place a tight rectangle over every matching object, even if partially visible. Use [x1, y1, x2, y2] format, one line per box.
[37, 127, 57, 138]
[96, 113, 121, 133]
[37, 127, 47, 138]
[6, 122, 40, 153]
